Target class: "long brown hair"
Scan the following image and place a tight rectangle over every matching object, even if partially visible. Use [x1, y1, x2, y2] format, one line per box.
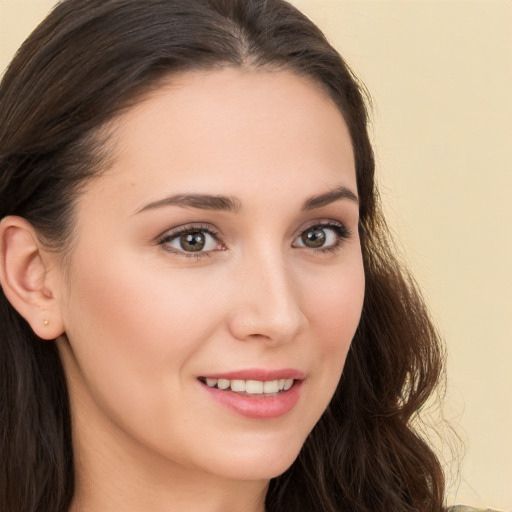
[0, 1, 445, 511]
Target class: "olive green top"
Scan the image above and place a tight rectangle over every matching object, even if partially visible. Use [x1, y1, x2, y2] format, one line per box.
[448, 506, 502, 512]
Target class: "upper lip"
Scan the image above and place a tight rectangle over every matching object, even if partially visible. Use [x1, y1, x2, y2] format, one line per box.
[199, 368, 305, 381]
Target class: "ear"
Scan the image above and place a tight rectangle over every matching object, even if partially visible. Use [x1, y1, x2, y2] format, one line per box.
[0, 216, 65, 340]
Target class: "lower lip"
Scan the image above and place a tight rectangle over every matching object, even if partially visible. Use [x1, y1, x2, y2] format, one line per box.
[200, 380, 303, 419]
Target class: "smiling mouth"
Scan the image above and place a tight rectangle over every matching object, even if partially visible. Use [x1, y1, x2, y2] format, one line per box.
[198, 377, 295, 396]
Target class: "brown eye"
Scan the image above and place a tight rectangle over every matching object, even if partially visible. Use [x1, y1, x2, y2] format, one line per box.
[180, 231, 206, 252]
[301, 228, 326, 248]
[293, 223, 348, 251]
[162, 228, 219, 254]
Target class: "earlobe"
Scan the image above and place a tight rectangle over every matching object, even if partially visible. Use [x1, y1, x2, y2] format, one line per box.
[0, 216, 65, 340]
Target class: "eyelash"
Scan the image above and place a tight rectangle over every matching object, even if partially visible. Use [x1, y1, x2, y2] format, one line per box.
[157, 221, 351, 259]
[157, 224, 222, 259]
[294, 221, 351, 254]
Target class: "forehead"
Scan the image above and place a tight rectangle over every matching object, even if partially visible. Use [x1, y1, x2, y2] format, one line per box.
[83, 68, 356, 212]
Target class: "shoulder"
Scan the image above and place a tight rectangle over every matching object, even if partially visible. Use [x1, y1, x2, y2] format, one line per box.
[447, 506, 503, 512]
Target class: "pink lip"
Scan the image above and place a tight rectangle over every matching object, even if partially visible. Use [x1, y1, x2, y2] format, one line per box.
[198, 368, 305, 420]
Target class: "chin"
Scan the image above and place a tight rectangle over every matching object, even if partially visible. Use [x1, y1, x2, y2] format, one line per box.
[200, 436, 305, 482]
[215, 459, 297, 482]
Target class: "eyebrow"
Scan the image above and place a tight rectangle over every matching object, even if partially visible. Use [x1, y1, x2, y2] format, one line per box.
[302, 185, 359, 210]
[136, 193, 242, 214]
[135, 185, 358, 215]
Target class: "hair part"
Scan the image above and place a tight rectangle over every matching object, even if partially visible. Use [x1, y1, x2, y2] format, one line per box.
[0, 1, 445, 511]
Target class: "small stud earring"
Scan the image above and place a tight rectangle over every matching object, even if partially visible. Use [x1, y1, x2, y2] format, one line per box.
[43, 319, 49, 326]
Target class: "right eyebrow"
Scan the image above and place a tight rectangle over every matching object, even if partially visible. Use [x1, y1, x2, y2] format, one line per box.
[302, 185, 359, 210]
[134, 193, 242, 215]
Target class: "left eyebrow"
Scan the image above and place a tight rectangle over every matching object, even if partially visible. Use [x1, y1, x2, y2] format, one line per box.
[301, 185, 359, 210]
[135, 193, 242, 214]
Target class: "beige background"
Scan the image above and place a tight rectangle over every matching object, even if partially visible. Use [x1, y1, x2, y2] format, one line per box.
[1, 0, 511, 509]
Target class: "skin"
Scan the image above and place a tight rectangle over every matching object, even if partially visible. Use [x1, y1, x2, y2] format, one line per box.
[47, 68, 365, 511]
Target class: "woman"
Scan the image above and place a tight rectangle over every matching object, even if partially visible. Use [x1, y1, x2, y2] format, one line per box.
[0, 0, 462, 511]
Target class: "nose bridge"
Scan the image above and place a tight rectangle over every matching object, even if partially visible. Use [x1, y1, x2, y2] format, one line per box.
[228, 243, 306, 344]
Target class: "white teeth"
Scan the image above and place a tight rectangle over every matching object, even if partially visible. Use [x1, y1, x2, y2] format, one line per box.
[217, 378, 230, 390]
[206, 378, 218, 388]
[230, 379, 246, 392]
[203, 377, 295, 394]
[263, 380, 279, 393]
[245, 380, 264, 394]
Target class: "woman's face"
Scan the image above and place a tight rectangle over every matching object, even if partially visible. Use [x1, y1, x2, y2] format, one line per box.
[55, 68, 365, 483]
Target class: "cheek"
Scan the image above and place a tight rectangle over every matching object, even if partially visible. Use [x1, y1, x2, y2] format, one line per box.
[64, 248, 221, 355]
[59, 249, 226, 420]
[305, 255, 365, 347]
[297, 252, 365, 410]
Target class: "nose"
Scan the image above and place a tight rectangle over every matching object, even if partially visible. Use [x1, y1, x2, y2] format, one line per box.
[227, 250, 307, 346]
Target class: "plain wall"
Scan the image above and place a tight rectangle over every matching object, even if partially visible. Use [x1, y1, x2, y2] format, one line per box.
[1, 0, 511, 510]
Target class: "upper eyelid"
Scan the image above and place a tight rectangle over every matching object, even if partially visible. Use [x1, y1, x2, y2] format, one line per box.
[294, 222, 350, 240]
[293, 219, 349, 237]
[157, 223, 222, 242]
